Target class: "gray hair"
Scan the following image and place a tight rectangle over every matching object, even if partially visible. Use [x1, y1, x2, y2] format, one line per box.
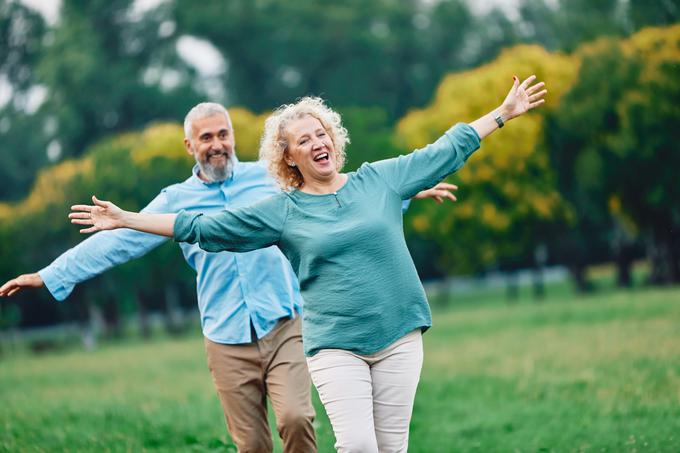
[183, 102, 233, 140]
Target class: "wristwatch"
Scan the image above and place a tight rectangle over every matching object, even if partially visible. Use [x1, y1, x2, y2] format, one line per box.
[494, 112, 505, 128]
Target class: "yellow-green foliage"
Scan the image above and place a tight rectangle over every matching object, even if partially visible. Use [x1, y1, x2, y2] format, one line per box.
[397, 44, 579, 271]
[229, 107, 270, 160]
[0, 105, 266, 225]
[0, 157, 93, 220]
[623, 24, 680, 79]
[130, 123, 187, 168]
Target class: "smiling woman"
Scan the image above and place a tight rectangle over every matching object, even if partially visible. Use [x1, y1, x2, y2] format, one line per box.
[65, 75, 547, 452]
[259, 97, 350, 193]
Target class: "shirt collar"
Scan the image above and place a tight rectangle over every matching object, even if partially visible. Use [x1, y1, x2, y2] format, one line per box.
[190, 154, 241, 187]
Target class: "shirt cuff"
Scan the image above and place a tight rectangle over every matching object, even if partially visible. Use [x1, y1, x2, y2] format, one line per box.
[444, 123, 481, 159]
[38, 266, 70, 302]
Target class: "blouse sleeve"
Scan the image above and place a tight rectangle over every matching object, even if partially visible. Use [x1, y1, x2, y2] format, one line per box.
[173, 194, 288, 253]
[370, 123, 480, 199]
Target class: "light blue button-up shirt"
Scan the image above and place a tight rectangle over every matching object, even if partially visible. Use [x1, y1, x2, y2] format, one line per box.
[39, 159, 303, 344]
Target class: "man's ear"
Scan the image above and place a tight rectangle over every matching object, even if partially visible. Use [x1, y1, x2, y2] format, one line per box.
[183, 138, 193, 156]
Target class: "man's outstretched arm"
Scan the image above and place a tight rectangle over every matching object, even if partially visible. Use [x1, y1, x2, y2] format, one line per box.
[0, 192, 172, 301]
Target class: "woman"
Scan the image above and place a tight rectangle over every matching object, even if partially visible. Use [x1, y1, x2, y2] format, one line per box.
[70, 75, 546, 452]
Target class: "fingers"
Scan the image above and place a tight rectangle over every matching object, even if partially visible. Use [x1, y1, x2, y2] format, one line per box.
[79, 226, 99, 234]
[526, 81, 545, 95]
[70, 218, 94, 226]
[433, 183, 458, 191]
[0, 280, 20, 297]
[528, 90, 547, 103]
[92, 195, 108, 207]
[0, 280, 17, 296]
[68, 212, 91, 220]
[431, 189, 458, 203]
[519, 74, 536, 90]
[440, 190, 458, 202]
[529, 99, 546, 109]
[71, 204, 93, 212]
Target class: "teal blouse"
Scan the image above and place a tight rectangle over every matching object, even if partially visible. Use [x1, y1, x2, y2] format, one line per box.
[175, 123, 481, 356]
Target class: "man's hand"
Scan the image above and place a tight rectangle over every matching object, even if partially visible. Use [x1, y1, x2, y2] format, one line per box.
[0, 273, 44, 297]
[413, 183, 458, 204]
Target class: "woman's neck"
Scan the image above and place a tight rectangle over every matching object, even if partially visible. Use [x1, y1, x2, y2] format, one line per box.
[300, 173, 348, 195]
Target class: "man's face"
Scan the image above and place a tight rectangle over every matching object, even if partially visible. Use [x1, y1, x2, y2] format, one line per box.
[185, 114, 235, 182]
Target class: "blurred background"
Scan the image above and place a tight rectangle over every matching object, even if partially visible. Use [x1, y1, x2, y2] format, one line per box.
[0, 1, 679, 450]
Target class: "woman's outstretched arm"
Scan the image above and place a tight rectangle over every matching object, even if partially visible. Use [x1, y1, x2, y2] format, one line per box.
[70, 195, 176, 237]
[469, 74, 546, 140]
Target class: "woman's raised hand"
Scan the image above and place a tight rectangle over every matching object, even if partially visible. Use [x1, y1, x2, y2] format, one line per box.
[500, 74, 547, 120]
[69, 195, 127, 234]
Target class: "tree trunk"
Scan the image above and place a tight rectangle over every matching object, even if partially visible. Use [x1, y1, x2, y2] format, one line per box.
[506, 271, 519, 303]
[568, 263, 590, 293]
[136, 290, 152, 339]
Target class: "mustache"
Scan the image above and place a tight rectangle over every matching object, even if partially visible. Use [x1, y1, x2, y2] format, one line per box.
[208, 149, 230, 157]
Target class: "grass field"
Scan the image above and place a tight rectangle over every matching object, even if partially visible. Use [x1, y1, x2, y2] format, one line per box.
[1, 285, 679, 452]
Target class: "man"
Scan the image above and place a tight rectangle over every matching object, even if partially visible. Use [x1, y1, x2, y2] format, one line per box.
[0, 102, 458, 452]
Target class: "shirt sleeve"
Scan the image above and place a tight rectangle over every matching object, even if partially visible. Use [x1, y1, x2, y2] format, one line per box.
[370, 123, 480, 200]
[38, 191, 172, 301]
[174, 194, 287, 253]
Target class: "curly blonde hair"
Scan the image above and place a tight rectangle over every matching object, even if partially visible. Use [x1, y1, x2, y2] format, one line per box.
[259, 97, 349, 190]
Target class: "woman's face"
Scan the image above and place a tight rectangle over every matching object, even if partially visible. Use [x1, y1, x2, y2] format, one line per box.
[285, 115, 337, 184]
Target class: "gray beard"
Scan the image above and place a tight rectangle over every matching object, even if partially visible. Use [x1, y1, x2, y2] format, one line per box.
[197, 153, 235, 182]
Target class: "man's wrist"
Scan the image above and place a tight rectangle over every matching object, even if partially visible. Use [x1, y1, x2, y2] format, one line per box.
[120, 211, 133, 229]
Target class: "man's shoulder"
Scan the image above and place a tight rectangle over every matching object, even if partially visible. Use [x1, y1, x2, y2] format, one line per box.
[235, 159, 268, 177]
[161, 174, 201, 194]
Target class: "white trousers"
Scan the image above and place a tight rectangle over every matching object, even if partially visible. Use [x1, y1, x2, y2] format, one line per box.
[306, 330, 424, 453]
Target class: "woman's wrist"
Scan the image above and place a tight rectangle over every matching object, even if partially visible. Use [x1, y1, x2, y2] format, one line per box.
[496, 105, 513, 123]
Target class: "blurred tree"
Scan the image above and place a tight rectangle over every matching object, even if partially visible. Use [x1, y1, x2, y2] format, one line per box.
[0, 122, 199, 333]
[544, 40, 640, 290]
[628, 0, 680, 29]
[613, 25, 680, 283]
[524, 0, 625, 52]
[518, 0, 680, 52]
[174, 0, 481, 119]
[0, 0, 49, 200]
[339, 106, 404, 172]
[396, 44, 577, 277]
[36, 0, 201, 160]
[228, 108, 269, 161]
[0, 0, 44, 91]
[547, 25, 680, 286]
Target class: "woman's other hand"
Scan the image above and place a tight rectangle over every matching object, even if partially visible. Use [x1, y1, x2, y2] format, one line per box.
[69, 195, 127, 234]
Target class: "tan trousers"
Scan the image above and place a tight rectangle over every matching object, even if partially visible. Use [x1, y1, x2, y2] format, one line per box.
[306, 330, 424, 453]
[204, 316, 316, 453]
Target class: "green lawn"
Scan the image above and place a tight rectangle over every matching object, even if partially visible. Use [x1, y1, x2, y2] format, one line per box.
[1, 286, 679, 452]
